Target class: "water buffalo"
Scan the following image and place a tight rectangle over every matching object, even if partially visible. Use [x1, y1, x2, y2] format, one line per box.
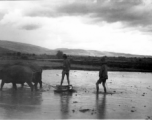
[18, 63, 42, 90]
[11, 62, 43, 90]
[0, 65, 35, 91]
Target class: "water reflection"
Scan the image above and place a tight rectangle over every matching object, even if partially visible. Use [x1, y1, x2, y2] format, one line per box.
[0, 88, 42, 119]
[96, 93, 106, 119]
[54, 92, 72, 119]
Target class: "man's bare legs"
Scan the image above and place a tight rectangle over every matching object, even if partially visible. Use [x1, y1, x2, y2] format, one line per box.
[61, 71, 70, 85]
[66, 73, 70, 85]
[60, 71, 65, 85]
[96, 81, 99, 93]
[102, 81, 107, 93]
[96, 79, 107, 93]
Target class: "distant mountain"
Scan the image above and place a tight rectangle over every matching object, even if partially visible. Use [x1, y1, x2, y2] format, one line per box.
[56, 48, 148, 58]
[0, 40, 150, 57]
[0, 40, 55, 55]
[0, 47, 15, 54]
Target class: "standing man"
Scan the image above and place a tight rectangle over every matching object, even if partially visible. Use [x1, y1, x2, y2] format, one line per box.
[60, 54, 71, 86]
[96, 57, 108, 93]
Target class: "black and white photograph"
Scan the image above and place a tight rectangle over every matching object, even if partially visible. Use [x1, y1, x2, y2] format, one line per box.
[0, 0, 152, 119]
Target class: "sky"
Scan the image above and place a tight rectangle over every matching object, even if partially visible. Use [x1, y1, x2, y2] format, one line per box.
[0, 0, 152, 56]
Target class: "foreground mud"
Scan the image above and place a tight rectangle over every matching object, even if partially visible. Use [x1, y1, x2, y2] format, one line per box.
[0, 70, 152, 119]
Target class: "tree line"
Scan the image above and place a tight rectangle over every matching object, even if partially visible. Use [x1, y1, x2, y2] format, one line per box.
[1, 50, 152, 72]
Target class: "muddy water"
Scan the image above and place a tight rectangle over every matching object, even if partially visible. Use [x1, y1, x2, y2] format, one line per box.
[0, 70, 152, 119]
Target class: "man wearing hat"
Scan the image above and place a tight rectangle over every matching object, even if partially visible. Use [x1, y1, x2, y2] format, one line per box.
[96, 57, 108, 93]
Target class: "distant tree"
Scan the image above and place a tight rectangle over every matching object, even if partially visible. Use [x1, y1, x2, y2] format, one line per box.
[56, 50, 63, 59]
[21, 55, 28, 60]
[17, 52, 21, 56]
[12, 52, 16, 56]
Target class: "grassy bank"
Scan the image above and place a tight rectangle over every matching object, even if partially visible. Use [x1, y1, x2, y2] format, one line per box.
[0, 59, 152, 73]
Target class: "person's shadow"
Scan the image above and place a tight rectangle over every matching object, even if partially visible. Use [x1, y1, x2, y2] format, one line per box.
[95, 93, 106, 119]
[54, 92, 73, 119]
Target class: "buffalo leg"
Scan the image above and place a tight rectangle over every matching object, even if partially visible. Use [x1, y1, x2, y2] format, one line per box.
[39, 81, 42, 88]
[34, 82, 38, 90]
[38, 72, 42, 88]
[1, 81, 5, 91]
[21, 83, 24, 88]
[27, 82, 33, 91]
[12, 82, 17, 90]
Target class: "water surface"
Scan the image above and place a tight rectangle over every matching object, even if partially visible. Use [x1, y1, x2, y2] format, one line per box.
[0, 70, 151, 119]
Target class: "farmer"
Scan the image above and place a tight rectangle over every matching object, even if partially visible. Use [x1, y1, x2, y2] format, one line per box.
[60, 54, 71, 86]
[96, 57, 108, 93]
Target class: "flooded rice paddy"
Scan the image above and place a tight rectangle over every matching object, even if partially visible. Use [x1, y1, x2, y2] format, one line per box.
[0, 70, 152, 119]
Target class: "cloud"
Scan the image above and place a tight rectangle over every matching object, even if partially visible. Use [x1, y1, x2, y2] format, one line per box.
[24, 0, 71, 18]
[0, 13, 5, 21]
[0, 0, 37, 1]
[56, 0, 152, 29]
[20, 23, 41, 30]
[23, 0, 152, 32]
[0, 4, 42, 31]
[26, 7, 57, 17]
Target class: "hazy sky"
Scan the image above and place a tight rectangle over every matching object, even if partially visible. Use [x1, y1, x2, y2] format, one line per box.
[0, 0, 152, 55]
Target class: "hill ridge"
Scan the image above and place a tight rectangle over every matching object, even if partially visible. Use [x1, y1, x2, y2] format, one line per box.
[0, 40, 150, 57]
